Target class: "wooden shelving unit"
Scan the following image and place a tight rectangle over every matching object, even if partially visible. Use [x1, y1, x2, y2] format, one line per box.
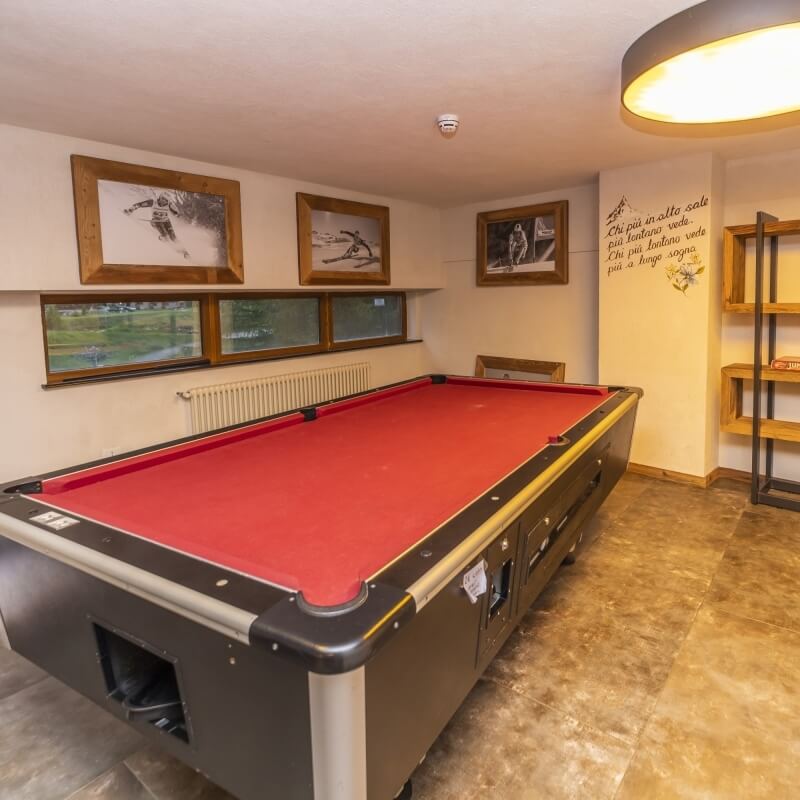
[721, 213, 800, 511]
[721, 364, 800, 443]
[723, 220, 800, 312]
[725, 302, 800, 314]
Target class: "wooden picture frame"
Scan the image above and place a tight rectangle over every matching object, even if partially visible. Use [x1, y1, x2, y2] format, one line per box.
[476, 200, 568, 286]
[71, 155, 244, 284]
[474, 355, 566, 383]
[297, 193, 390, 286]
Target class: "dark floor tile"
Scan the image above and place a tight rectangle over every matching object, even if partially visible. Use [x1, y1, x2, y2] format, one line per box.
[0, 646, 47, 701]
[533, 554, 705, 657]
[709, 477, 749, 495]
[411, 678, 632, 800]
[486, 604, 675, 743]
[66, 764, 153, 800]
[568, 513, 718, 600]
[126, 746, 234, 800]
[616, 607, 800, 800]
[0, 678, 142, 800]
[707, 509, 800, 632]
[619, 479, 746, 541]
[590, 481, 745, 584]
[599, 473, 652, 520]
[571, 474, 654, 554]
[746, 497, 800, 521]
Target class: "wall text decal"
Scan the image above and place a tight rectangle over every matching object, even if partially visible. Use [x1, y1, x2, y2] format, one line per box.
[603, 193, 708, 294]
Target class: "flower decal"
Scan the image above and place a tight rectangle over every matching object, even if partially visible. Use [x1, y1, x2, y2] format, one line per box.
[665, 253, 705, 294]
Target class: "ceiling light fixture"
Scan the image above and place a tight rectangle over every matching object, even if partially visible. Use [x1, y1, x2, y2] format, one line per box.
[622, 0, 800, 124]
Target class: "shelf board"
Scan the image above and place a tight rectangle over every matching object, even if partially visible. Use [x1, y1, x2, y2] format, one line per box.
[723, 363, 800, 384]
[721, 416, 800, 444]
[720, 365, 800, 443]
[726, 220, 800, 238]
[724, 302, 800, 314]
[723, 220, 800, 312]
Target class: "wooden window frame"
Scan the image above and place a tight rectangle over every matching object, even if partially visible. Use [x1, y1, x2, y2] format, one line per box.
[41, 293, 212, 385]
[327, 292, 408, 352]
[41, 291, 408, 385]
[211, 293, 327, 364]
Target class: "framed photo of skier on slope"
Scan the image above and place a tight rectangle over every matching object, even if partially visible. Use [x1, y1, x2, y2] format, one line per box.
[296, 193, 390, 285]
[71, 155, 244, 284]
[476, 200, 568, 286]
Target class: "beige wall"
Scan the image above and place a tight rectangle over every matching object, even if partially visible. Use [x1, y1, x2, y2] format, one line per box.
[421, 183, 600, 383]
[0, 125, 440, 482]
[0, 124, 443, 291]
[599, 153, 722, 478]
[720, 148, 800, 477]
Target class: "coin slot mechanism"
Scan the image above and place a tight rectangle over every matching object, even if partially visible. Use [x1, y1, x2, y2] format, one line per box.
[488, 559, 512, 621]
[94, 623, 189, 743]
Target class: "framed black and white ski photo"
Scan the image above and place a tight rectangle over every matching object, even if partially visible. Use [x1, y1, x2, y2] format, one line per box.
[71, 155, 244, 284]
[476, 200, 568, 286]
[296, 193, 390, 285]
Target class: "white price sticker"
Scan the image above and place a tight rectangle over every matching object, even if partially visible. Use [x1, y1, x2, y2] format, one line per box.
[30, 511, 79, 530]
[461, 560, 488, 605]
[49, 516, 79, 530]
[30, 511, 61, 524]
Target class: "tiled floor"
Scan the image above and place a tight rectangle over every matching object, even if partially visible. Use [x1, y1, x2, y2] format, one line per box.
[1, 475, 799, 800]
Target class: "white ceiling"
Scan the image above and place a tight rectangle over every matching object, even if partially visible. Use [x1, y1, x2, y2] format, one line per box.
[3, 0, 800, 207]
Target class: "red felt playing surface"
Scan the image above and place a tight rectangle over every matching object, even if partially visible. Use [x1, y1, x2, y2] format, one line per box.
[40, 378, 611, 606]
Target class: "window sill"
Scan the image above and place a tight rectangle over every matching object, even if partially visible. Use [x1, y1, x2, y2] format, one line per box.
[41, 339, 424, 389]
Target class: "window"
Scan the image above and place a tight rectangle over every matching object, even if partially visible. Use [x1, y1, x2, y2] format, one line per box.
[41, 292, 408, 384]
[218, 296, 321, 359]
[42, 297, 205, 381]
[331, 294, 405, 346]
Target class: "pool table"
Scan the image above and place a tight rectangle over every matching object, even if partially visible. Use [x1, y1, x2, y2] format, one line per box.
[0, 374, 639, 800]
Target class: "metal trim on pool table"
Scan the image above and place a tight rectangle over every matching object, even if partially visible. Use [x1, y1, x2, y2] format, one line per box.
[23, 493, 295, 598]
[0, 513, 259, 643]
[399, 391, 639, 610]
[308, 668, 368, 800]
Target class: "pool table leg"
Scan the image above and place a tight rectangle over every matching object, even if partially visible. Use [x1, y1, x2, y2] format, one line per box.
[308, 667, 368, 800]
[0, 607, 9, 650]
[562, 529, 585, 566]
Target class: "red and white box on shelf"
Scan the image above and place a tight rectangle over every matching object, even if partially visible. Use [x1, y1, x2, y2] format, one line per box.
[771, 356, 800, 371]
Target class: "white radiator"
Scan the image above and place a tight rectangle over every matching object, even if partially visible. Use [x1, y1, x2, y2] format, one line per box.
[179, 362, 371, 434]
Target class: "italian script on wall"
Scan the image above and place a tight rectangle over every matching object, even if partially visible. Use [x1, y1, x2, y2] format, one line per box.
[603, 194, 709, 294]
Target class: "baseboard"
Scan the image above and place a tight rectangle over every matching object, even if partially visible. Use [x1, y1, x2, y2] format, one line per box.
[627, 463, 712, 488]
[627, 463, 751, 488]
[713, 467, 751, 484]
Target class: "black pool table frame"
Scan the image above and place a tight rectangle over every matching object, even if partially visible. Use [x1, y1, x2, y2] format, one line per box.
[0, 375, 640, 800]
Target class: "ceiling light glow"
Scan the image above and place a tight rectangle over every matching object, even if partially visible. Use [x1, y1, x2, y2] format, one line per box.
[622, 1, 800, 125]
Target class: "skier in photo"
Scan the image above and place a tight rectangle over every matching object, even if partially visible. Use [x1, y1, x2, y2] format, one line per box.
[508, 222, 528, 266]
[323, 229, 374, 266]
[123, 192, 190, 259]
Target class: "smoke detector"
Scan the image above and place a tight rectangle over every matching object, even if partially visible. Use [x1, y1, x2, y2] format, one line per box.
[436, 114, 460, 138]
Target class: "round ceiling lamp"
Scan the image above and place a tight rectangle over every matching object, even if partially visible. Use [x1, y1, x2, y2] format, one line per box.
[622, 0, 800, 124]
